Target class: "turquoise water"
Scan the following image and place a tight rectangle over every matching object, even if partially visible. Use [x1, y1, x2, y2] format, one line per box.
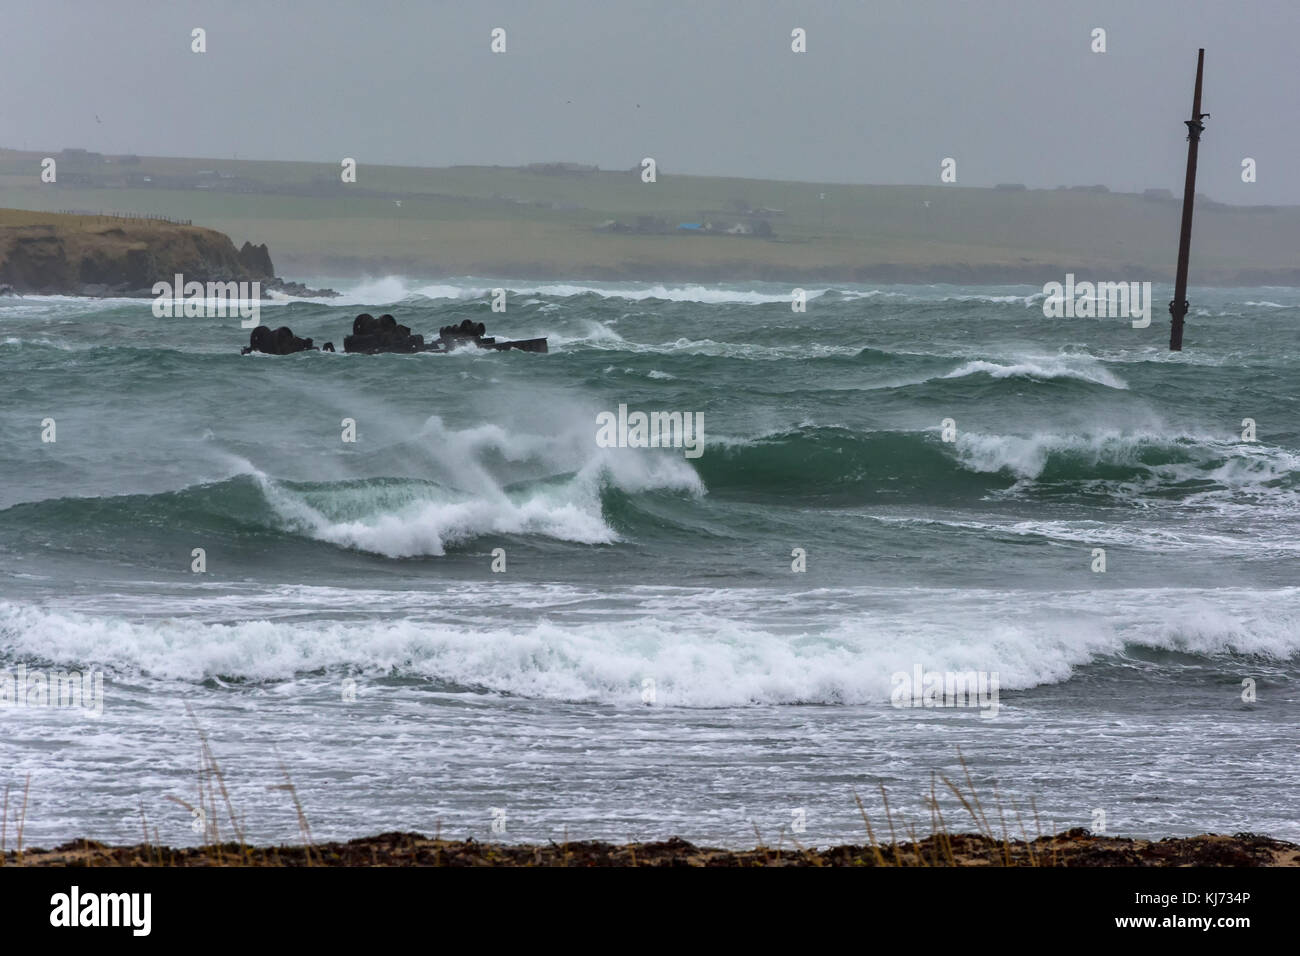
[1, 279, 1297, 847]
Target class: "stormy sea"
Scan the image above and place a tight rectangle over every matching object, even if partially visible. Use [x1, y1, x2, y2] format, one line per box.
[2, 280, 1297, 848]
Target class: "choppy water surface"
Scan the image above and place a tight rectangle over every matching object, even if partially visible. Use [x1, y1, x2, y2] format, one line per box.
[1, 279, 1297, 847]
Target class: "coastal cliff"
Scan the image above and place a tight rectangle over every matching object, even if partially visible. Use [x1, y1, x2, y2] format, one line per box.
[0, 209, 324, 296]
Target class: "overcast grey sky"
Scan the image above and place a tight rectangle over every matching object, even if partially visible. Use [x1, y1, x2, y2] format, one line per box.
[4, 0, 1298, 203]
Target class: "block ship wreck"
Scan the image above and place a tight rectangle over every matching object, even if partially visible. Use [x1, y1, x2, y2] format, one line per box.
[241, 314, 548, 355]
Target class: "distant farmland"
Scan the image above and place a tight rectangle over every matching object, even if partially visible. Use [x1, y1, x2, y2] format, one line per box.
[2, 147, 1297, 283]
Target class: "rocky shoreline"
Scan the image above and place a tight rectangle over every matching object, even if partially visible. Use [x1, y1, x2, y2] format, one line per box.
[7, 830, 1298, 867]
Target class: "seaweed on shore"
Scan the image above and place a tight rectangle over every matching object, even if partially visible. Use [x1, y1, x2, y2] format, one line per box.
[6, 829, 1298, 867]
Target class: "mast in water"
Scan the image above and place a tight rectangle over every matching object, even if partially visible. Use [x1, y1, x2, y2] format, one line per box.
[1169, 49, 1209, 351]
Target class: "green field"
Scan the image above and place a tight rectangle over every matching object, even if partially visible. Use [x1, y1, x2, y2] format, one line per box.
[2, 148, 1297, 282]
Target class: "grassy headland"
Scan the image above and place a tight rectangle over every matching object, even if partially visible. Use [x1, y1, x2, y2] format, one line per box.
[0, 206, 274, 295]
[3, 147, 1298, 284]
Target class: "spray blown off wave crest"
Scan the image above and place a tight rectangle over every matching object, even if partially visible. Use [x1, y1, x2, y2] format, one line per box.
[237, 412, 704, 556]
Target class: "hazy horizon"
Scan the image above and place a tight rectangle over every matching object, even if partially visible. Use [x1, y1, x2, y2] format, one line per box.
[6, 141, 1298, 209]
[3, 0, 1298, 203]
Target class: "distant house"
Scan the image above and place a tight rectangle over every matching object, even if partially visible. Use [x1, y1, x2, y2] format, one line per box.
[524, 162, 598, 176]
[59, 148, 104, 165]
[677, 222, 702, 231]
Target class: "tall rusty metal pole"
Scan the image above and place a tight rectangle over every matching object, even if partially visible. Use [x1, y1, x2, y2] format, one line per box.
[1169, 49, 1208, 351]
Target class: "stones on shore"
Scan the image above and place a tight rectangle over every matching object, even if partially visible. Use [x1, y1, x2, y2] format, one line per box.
[237, 241, 275, 278]
[264, 277, 340, 298]
[7, 830, 1298, 867]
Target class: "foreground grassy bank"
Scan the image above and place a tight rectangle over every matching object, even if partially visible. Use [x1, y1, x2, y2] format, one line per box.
[4, 147, 1299, 283]
[7, 831, 1298, 867]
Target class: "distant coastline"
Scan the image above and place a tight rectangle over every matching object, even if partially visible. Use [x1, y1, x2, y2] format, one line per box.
[6, 147, 1300, 289]
[272, 254, 1300, 288]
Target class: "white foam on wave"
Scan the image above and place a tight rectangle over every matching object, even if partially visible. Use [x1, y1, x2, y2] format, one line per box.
[936, 291, 1045, 306]
[942, 357, 1127, 389]
[325, 276, 827, 305]
[840, 289, 1045, 306]
[874, 512, 1297, 554]
[0, 293, 154, 308]
[315, 275, 478, 306]
[260, 473, 614, 557]
[507, 282, 827, 304]
[1, 336, 77, 350]
[951, 428, 1219, 481]
[2, 586, 1296, 705]
[543, 320, 627, 348]
[602, 366, 676, 380]
[272, 279, 1076, 310]
[603, 335, 860, 361]
[838, 289, 908, 300]
[948, 426, 1299, 506]
[318, 279, 1060, 308]
[217, 407, 703, 557]
[328, 276, 420, 304]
